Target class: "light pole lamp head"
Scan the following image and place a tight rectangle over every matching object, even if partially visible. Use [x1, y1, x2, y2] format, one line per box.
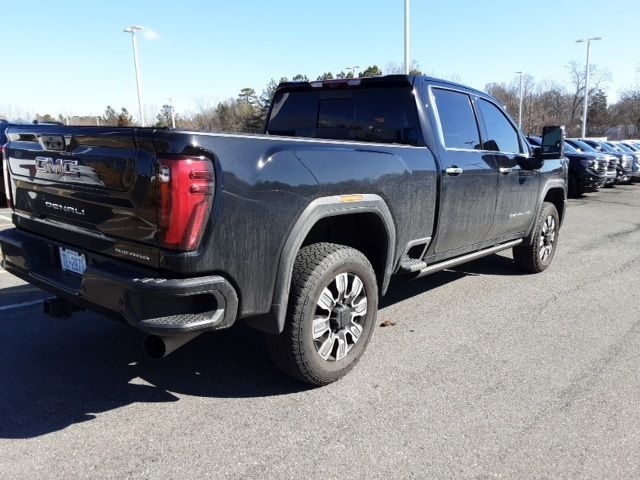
[576, 37, 602, 44]
[123, 26, 144, 33]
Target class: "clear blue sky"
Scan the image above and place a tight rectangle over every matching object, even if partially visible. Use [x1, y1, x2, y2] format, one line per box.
[1, 0, 638, 119]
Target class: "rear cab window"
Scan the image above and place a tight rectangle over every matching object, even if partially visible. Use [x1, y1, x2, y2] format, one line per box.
[266, 86, 420, 145]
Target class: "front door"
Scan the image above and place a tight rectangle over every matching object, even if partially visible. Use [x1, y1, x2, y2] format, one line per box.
[430, 87, 499, 254]
[475, 98, 539, 239]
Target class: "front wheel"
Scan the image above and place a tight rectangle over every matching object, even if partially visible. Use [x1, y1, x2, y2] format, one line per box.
[267, 243, 378, 386]
[513, 202, 560, 273]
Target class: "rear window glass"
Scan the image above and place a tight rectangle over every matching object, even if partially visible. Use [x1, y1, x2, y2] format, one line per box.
[266, 87, 420, 145]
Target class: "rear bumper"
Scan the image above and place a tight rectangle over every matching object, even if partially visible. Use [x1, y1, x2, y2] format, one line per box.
[0, 228, 238, 335]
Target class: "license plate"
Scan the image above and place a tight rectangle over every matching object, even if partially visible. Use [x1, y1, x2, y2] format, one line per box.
[59, 247, 87, 275]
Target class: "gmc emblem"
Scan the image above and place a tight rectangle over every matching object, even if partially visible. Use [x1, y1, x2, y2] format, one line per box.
[35, 156, 79, 175]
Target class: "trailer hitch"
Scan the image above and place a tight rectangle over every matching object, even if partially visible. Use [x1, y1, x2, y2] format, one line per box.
[43, 297, 83, 318]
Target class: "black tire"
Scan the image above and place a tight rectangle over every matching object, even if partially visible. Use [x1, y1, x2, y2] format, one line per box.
[513, 202, 560, 274]
[568, 176, 579, 198]
[267, 242, 378, 386]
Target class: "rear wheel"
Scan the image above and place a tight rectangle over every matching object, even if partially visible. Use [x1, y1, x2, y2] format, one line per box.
[568, 176, 579, 197]
[513, 202, 560, 273]
[267, 243, 378, 386]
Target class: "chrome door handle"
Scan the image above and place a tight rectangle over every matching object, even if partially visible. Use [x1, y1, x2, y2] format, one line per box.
[499, 167, 512, 174]
[445, 167, 463, 176]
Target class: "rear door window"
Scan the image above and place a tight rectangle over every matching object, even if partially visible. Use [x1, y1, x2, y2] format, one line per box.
[432, 89, 482, 150]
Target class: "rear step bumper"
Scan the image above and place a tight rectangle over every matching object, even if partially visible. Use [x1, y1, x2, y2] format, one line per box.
[0, 228, 238, 335]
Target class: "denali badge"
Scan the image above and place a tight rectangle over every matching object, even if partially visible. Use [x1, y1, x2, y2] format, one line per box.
[114, 247, 151, 262]
[44, 200, 85, 216]
[35, 156, 79, 175]
[509, 211, 532, 218]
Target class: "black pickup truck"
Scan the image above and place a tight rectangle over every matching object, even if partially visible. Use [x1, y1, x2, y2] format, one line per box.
[0, 75, 567, 385]
[1, 120, 10, 206]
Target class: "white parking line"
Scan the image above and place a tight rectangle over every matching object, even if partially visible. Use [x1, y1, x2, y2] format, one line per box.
[0, 298, 49, 312]
[0, 214, 11, 222]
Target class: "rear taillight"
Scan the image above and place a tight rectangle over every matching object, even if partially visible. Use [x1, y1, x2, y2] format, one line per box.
[156, 156, 214, 251]
[2, 145, 13, 209]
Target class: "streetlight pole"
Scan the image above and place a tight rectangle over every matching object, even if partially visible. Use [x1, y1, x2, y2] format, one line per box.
[124, 26, 146, 127]
[345, 66, 360, 78]
[168, 97, 176, 128]
[516, 71, 524, 130]
[575, 37, 602, 138]
[404, 0, 410, 74]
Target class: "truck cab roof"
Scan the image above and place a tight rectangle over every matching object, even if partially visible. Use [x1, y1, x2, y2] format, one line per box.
[276, 74, 491, 100]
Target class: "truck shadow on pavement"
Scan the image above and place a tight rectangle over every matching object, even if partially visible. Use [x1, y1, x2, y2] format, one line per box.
[0, 313, 306, 439]
[0, 254, 520, 439]
[0, 283, 52, 305]
[381, 253, 520, 308]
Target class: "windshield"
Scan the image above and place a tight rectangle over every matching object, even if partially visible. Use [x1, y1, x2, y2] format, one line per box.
[615, 143, 633, 153]
[604, 142, 622, 152]
[571, 140, 598, 153]
[598, 142, 617, 153]
[563, 141, 577, 153]
[622, 143, 639, 151]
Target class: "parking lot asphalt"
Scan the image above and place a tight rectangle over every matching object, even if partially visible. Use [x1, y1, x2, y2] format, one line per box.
[0, 186, 639, 479]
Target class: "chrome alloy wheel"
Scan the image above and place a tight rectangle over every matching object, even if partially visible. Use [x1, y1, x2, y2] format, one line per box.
[539, 215, 556, 262]
[312, 272, 368, 362]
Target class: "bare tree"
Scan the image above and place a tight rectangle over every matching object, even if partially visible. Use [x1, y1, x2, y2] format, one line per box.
[610, 86, 640, 138]
[566, 61, 611, 136]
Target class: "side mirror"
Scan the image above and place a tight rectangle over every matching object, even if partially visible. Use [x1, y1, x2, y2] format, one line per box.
[517, 146, 545, 170]
[541, 125, 565, 158]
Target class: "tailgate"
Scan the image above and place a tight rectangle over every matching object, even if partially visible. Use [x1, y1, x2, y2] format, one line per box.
[4, 125, 159, 266]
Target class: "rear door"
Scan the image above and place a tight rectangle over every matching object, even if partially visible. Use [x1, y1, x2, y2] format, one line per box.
[475, 98, 539, 239]
[5, 125, 159, 266]
[429, 86, 498, 253]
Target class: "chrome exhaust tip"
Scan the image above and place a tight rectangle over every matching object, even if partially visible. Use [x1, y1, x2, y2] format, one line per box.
[143, 332, 201, 359]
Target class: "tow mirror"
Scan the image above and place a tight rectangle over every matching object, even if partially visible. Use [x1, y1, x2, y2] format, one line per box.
[518, 126, 564, 171]
[541, 125, 565, 158]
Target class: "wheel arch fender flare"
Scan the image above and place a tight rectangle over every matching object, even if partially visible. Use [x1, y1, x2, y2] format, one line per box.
[269, 194, 396, 334]
[526, 179, 567, 244]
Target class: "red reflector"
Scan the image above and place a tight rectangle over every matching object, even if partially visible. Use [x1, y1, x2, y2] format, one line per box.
[156, 156, 214, 251]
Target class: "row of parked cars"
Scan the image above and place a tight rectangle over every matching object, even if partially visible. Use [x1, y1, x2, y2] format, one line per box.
[527, 135, 640, 197]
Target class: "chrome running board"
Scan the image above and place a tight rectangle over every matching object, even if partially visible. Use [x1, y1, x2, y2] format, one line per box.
[414, 239, 523, 279]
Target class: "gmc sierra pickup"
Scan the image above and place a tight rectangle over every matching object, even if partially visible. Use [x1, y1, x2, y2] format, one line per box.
[0, 75, 567, 385]
[1, 120, 9, 206]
